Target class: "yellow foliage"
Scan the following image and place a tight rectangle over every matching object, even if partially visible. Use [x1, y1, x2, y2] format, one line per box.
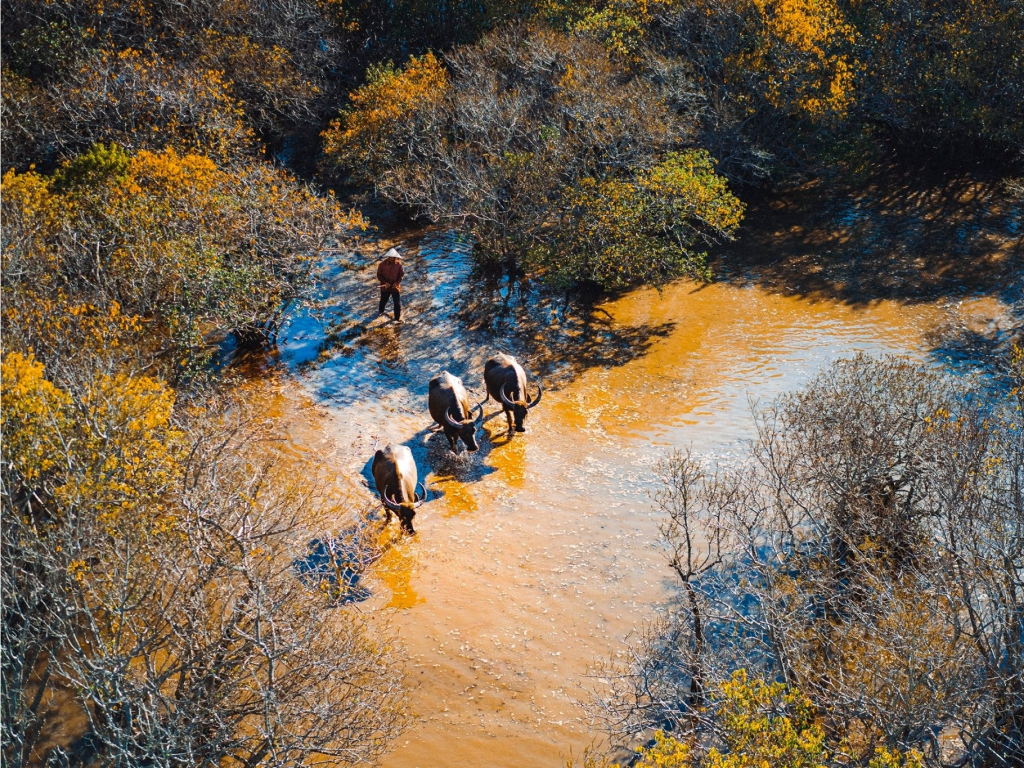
[704, 670, 828, 768]
[322, 52, 449, 171]
[868, 746, 925, 768]
[1, 348, 183, 529]
[732, 0, 858, 120]
[1, 351, 71, 483]
[633, 730, 695, 768]
[618, 671, 929, 768]
[197, 29, 321, 106]
[61, 46, 254, 158]
[58, 369, 183, 525]
[2, 144, 356, 370]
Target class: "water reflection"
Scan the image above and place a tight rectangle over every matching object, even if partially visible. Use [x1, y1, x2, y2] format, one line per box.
[483, 423, 527, 489]
[429, 478, 478, 518]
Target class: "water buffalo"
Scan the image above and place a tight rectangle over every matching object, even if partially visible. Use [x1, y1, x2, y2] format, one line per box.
[371, 443, 426, 534]
[428, 371, 482, 452]
[483, 353, 542, 433]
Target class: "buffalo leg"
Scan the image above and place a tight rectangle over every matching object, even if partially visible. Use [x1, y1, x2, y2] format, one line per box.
[504, 408, 513, 432]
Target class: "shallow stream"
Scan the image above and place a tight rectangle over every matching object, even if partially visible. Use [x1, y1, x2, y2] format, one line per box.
[248, 229, 1019, 767]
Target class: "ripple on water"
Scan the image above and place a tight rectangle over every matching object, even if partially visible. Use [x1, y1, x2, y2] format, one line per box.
[263, 230, 1018, 768]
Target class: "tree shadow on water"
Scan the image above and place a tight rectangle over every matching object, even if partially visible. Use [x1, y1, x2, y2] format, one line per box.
[716, 164, 1023, 307]
[287, 228, 684, 399]
[925, 296, 1024, 385]
[453, 279, 678, 386]
[293, 532, 375, 605]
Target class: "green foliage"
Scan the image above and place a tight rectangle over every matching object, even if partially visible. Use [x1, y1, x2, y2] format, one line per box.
[51, 141, 130, 190]
[325, 25, 740, 289]
[845, 0, 1024, 154]
[542, 0, 666, 60]
[547, 151, 743, 289]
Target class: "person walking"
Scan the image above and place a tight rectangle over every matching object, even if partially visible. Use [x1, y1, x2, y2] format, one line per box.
[377, 247, 404, 322]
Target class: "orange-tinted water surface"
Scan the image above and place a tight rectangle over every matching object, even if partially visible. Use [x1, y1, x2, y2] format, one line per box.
[261, 232, 1018, 767]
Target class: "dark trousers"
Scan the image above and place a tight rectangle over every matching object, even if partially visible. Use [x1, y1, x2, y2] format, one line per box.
[378, 287, 401, 320]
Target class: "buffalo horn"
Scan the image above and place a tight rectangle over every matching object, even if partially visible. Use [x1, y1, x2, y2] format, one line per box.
[527, 380, 543, 409]
[444, 408, 464, 429]
[414, 482, 428, 507]
[499, 384, 516, 408]
[382, 489, 402, 511]
[474, 402, 484, 423]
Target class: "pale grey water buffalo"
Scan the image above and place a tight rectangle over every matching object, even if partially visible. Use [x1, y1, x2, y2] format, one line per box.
[371, 443, 426, 534]
[428, 371, 482, 452]
[483, 353, 542, 433]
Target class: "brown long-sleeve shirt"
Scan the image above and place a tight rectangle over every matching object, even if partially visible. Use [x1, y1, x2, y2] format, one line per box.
[377, 258, 404, 289]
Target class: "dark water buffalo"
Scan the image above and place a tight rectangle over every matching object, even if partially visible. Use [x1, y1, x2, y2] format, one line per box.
[483, 353, 542, 433]
[371, 443, 426, 534]
[428, 371, 482, 452]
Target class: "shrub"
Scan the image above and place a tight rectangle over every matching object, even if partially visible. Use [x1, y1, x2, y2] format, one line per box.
[2, 143, 363, 375]
[324, 24, 743, 289]
[594, 354, 1024, 765]
[1, 0, 347, 164]
[1, 350, 408, 767]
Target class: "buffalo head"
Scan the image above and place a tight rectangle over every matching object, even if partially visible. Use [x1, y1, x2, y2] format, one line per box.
[382, 482, 427, 534]
[444, 403, 483, 451]
[500, 381, 543, 432]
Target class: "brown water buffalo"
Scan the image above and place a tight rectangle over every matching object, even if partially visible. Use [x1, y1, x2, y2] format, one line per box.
[428, 371, 482, 452]
[371, 443, 426, 534]
[483, 353, 542, 433]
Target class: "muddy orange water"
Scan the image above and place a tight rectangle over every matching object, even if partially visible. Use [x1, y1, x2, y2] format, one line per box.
[250, 231, 1019, 767]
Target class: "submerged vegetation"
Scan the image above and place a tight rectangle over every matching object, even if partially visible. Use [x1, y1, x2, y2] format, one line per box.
[2, 0, 1022, 765]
